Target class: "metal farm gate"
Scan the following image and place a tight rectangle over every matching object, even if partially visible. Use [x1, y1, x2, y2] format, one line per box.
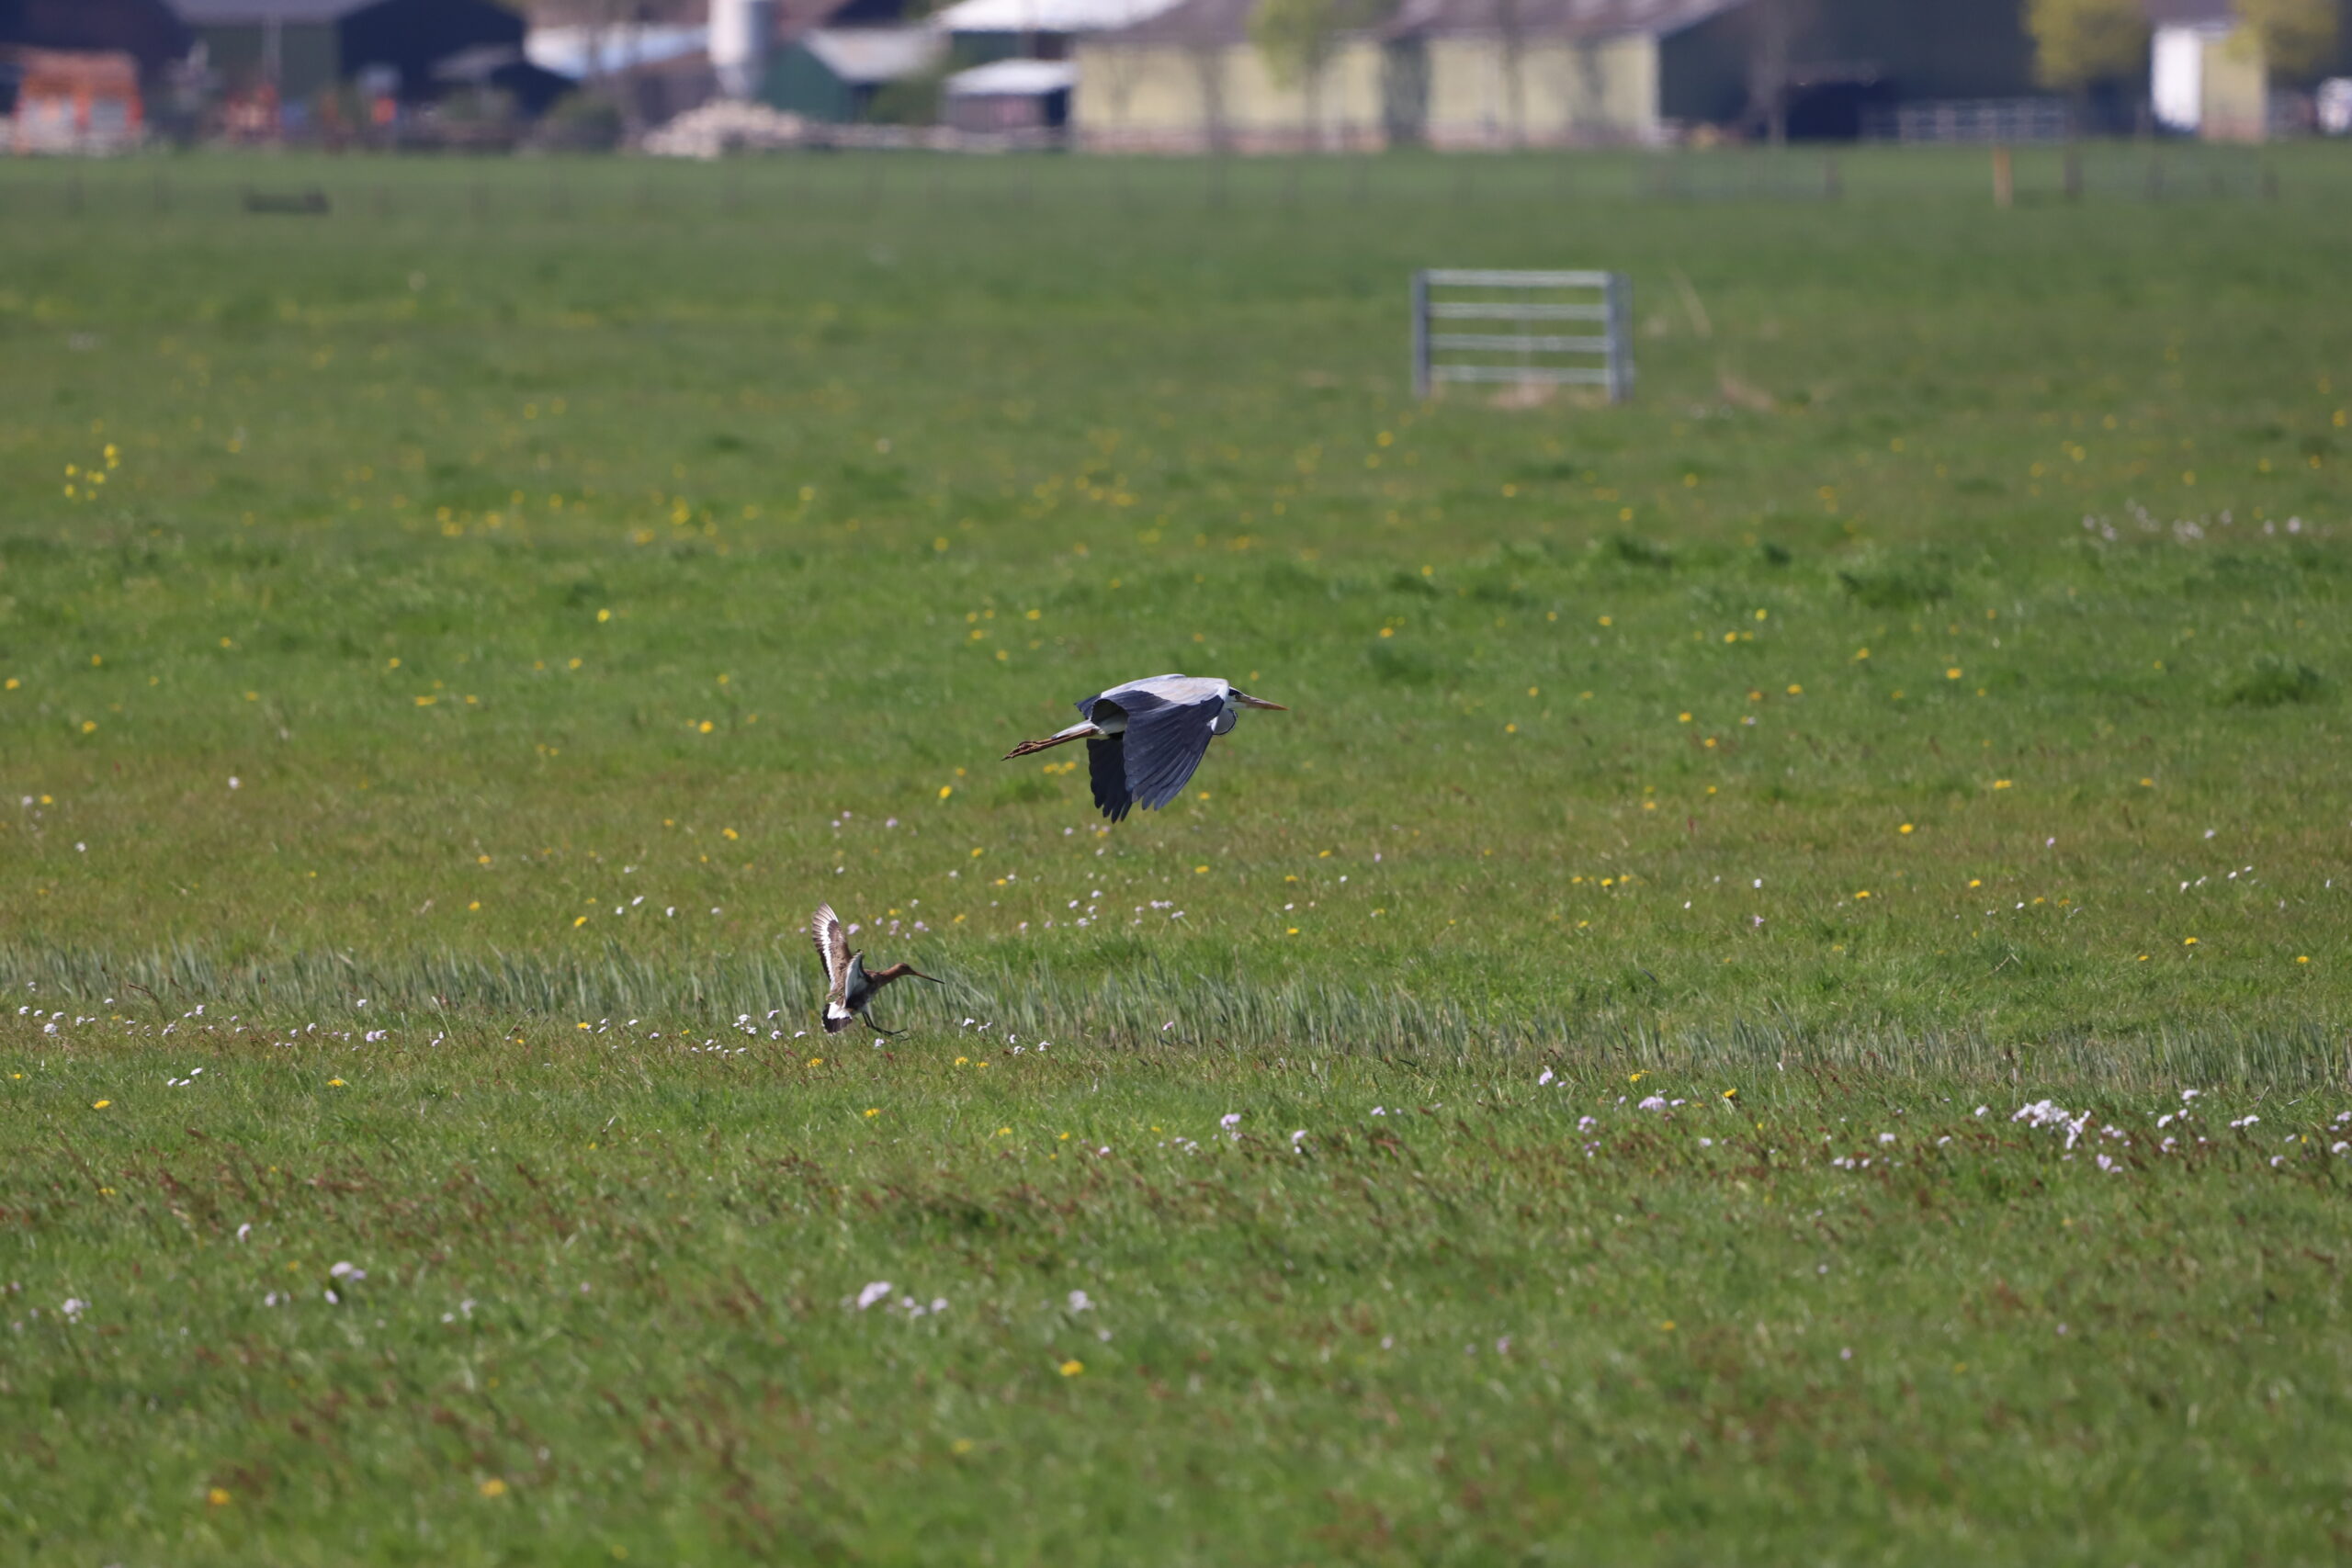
[1411, 269, 1633, 403]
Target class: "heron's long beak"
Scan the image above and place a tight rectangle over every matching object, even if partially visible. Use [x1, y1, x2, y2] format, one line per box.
[1235, 693, 1287, 710]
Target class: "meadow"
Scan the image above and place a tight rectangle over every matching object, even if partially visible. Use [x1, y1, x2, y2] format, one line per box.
[2, 146, 2350, 1562]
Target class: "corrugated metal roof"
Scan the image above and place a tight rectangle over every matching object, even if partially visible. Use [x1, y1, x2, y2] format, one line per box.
[526, 23, 709, 78]
[1098, 0, 1744, 45]
[944, 56, 1078, 93]
[2140, 0, 2234, 26]
[934, 0, 1183, 33]
[1093, 0, 1258, 47]
[175, 0, 367, 22]
[1384, 0, 1749, 42]
[801, 26, 944, 81]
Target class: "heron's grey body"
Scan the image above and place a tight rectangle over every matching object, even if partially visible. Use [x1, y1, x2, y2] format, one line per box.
[810, 904, 941, 1035]
[1002, 673, 1285, 822]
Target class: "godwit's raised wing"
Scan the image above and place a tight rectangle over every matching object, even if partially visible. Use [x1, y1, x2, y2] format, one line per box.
[810, 904, 856, 1034]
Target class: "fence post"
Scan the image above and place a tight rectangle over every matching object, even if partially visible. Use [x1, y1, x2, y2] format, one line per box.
[1991, 144, 2012, 208]
[1411, 270, 1431, 402]
[1606, 272, 1634, 404]
[2062, 145, 2081, 202]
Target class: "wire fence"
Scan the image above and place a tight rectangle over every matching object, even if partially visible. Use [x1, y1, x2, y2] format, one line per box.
[0, 144, 2325, 223]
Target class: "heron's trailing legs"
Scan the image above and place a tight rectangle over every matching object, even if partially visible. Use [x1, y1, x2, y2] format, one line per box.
[1003, 722, 1102, 760]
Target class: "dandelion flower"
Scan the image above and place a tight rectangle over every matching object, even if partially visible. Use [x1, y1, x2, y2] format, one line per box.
[479, 1478, 508, 1498]
[91, 1100, 111, 1110]
[1058, 1359, 1084, 1377]
[208, 1488, 232, 1507]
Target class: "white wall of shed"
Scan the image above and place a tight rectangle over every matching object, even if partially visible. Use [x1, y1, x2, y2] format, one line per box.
[2151, 25, 2206, 130]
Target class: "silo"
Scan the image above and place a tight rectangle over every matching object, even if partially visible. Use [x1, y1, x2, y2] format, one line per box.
[710, 0, 776, 99]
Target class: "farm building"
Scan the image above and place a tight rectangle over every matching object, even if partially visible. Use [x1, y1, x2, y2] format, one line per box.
[173, 0, 570, 111]
[2146, 0, 2268, 138]
[1071, 0, 1758, 150]
[944, 54, 1073, 130]
[1071, 0, 1387, 151]
[1655, 0, 2041, 137]
[0, 0, 189, 79]
[1069, 0, 2091, 148]
[765, 25, 944, 120]
[7, 46, 144, 152]
[935, 0, 1184, 65]
[1379, 0, 1747, 149]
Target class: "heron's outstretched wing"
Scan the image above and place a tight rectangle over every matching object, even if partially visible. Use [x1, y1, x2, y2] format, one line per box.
[1088, 736, 1132, 822]
[810, 906, 855, 1031]
[1122, 690, 1225, 812]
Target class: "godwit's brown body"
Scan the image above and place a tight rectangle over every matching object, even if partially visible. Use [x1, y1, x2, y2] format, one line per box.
[810, 904, 941, 1035]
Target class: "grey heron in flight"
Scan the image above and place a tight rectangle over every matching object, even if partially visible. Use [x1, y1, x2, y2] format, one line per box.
[810, 903, 941, 1035]
[1002, 673, 1285, 822]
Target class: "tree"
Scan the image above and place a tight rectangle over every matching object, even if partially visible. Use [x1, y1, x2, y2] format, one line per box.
[1743, 0, 1815, 145]
[1179, 3, 1232, 154]
[2233, 0, 2338, 79]
[1493, 0, 1526, 147]
[2026, 0, 2149, 90]
[1250, 0, 1390, 148]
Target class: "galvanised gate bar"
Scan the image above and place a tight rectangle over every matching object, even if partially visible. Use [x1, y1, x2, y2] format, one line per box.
[1411, 268, 1633, 404]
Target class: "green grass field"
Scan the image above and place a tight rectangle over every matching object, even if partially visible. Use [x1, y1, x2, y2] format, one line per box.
[4, 147, 2351, 1563]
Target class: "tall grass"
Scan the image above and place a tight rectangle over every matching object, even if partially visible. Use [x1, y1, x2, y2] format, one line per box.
[10, 940, 2346, 1089]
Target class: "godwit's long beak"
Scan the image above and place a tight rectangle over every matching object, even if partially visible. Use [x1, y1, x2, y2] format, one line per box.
[1236, 694, 1287, 710]
[907, 969, 944, 984]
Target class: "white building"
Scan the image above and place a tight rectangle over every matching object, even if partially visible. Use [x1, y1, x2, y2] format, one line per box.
[2146, 0, 2267, 140]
